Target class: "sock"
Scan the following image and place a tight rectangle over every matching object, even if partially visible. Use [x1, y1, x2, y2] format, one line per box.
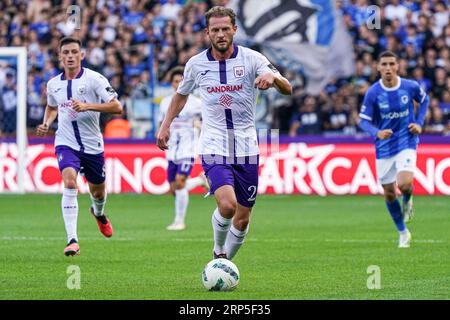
[225, 224, 249, 260]
[402, 187, 413, 204]
[62, 188, 78, 243]
[90, 193, 106, 216]
[174, 188, 189, 224]
[211, 208, 232, 254]
[386, 198, 406, 232]
[186, 176, 204, 191]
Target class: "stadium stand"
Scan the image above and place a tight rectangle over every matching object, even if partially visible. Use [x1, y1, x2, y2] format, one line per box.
[0, 0, 448, 138]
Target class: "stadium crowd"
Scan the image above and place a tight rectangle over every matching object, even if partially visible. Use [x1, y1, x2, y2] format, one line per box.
[0, 0, 449, 138]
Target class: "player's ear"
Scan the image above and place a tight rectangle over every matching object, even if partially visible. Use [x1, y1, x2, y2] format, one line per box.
[80, 49, 85, 60]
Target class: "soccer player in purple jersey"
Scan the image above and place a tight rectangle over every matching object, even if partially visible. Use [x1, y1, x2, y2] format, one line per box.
[36, 37, 123, 256]
[359, 51, 429, 248]
[157, 6, 292, 260]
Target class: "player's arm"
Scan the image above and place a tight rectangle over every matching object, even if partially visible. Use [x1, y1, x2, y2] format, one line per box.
[36, 105, 58, 136]
[359, 118, 393, 140]
[157, 93, 189, 150]
[71, 98, 123, 114]
[409, 84, 429, 135]
[358, 90, 392, 140]
[254, 73, 292, 95]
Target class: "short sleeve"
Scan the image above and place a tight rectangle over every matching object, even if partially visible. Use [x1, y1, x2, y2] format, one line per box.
[93, 73, 118, 102]
[46, 82, 58, 107]
[254, 52, 281, 77]
[359, 89, 375, 121]
[177, 60, 197, 96]
[412, 81, 427, 104]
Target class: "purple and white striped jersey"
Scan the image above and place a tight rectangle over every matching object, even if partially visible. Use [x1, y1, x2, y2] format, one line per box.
[177, 45, 280, 157]
[46, 68, 118, 154]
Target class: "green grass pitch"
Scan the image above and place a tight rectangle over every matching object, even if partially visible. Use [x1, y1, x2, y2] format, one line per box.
[0, 194, 448, 300]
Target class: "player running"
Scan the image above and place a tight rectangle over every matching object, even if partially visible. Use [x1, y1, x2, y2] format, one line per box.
[359, 51, 429, 248]
[158, 66, 209, 231]
[157, 6, 292, 260]
[36, 37, 123, 256]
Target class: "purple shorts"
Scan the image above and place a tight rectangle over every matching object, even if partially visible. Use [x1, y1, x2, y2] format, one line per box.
[55, 146, 105, 185]
[167, 158, 194, 183]
[201, 155, 259, 208]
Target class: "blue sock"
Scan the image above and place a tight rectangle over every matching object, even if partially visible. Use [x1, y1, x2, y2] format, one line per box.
[386, 199, 406, 232]
[403, 189, 412, 203]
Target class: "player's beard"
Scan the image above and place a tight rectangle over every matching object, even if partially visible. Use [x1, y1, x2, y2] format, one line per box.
[212, 38, 232, 53]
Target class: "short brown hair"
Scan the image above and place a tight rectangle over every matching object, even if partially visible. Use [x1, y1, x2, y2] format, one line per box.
[205, 6, 236, 27]
[59, 37, 82, 49]
[169, 66, 184, 82]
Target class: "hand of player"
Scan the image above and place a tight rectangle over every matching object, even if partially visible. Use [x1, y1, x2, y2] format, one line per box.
[157, 125, 170, 151]
[377, 129, 393, 140]
[254, 73, 275, 90]
[408, 123, 422, 135]
[36, 123, 49, 136]
[71, 98, 89, 112]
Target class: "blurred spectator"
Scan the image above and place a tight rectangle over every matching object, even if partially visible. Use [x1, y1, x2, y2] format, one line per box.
[322, 95, 351, 134]
[1, 71, 17, 137]
[289, 96, 322, 136]
[424, 98, 448, 134]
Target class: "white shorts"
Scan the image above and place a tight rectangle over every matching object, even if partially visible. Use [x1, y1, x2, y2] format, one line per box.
[376, 149, 417, 185]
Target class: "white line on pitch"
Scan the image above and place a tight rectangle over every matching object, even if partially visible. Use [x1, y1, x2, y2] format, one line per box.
[171, 238, 445, 244]
[0, 236, 135, 241]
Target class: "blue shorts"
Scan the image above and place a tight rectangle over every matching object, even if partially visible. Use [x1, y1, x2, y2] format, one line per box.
[167, 158, 194, 183]
[55, 146, 105, 185]
[201, 155, 259, 208]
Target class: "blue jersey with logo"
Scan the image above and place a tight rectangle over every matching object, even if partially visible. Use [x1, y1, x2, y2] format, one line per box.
[359, 77, 427, 159]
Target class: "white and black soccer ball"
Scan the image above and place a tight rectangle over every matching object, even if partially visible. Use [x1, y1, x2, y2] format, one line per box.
[202, 258, 240, 291]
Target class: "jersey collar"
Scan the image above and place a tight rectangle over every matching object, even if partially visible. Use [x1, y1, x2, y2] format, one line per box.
[379, 76, 401, 91]
[60, 67, 84, 80]
[206, 44, 239, 61]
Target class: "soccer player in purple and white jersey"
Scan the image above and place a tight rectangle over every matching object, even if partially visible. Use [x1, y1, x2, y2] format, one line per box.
[158, 66, 209, 231]
[359, 51, 429, 248]
[36, 37, 123, 256]
[157, 6, 292, 260]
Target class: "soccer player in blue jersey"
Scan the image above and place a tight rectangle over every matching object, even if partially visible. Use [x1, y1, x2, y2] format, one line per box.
[359, 51, 429, 248]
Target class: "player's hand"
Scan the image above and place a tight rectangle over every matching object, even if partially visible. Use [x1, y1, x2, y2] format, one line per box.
[36, 123, 49, 136]
[408, 123, 422, 135]
[71, 98, 89, 112]
[157, 125, 170, 151]
[377, 129, 393, 140]
[254, 73, 275, 90]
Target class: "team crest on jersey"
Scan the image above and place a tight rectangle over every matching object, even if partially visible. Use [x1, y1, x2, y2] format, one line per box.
[401, 95, 408, 104]
[77, 85, 86, 95]
[234, 66, 245, 78]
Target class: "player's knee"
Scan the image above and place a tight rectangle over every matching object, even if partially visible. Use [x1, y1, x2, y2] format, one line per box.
[398, 183, 413, 195]
[218, 201, 237, 218]
[64, 179, 77, 190]
[234, 217, 250, 231]
[174, 179, 186, 190]
[384, 190, 396, 202]
[91, 189, 105, 200]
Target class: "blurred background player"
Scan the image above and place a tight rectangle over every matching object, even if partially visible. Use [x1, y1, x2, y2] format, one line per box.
[158, 66, 209, 231]
[157, 6, 292, 260]
[36, 37, 123, 256]
[359, 51, 429, 248]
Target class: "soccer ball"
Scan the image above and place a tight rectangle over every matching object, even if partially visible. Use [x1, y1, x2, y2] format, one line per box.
[202, 258, 240, 291]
